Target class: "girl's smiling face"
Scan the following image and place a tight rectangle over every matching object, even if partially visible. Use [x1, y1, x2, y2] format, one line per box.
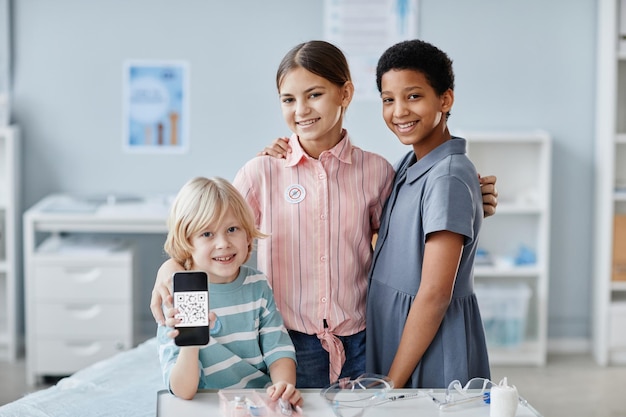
[189, 208, 250, 284]
[279, 67, 353, 158]
[380, 69, 453, 159]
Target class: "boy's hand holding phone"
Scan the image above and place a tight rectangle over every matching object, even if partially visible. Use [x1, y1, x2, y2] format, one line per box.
[171, 271, 211, 346]
[164, 308, 217, 339]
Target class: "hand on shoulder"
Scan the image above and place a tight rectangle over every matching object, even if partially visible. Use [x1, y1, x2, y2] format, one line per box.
[257, 137, 291, 159]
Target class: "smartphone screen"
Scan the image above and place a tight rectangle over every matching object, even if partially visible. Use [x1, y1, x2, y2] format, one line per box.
[173, 271, 210, 346]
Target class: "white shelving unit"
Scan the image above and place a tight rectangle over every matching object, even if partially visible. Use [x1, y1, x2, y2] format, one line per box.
[0, 125, 20, 361]
[463, 130, 552, 366]
[592, 0, 626, 366]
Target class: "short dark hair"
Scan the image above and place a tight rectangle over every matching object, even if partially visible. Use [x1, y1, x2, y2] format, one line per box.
[276, 40, 352, 90]
[376, 39, 455, 96]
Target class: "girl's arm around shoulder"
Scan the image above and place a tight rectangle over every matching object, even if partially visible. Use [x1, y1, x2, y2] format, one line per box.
[479, 175, 498, 217]
[150, 258, 186, 325]
[257, 137, 291, 158]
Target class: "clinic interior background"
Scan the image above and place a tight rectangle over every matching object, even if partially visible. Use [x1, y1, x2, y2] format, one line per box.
[8, 0, 595, 349]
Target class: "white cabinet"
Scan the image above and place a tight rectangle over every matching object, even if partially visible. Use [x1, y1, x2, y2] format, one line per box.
[463, 130, 552, 366]
[592, 0, 626, 365]
[23, 194, 169, 385]
[0, 125, 19, 361]
[25, 235, 134, 384]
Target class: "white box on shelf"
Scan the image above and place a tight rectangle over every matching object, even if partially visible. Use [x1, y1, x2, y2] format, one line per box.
[475, 283, 531, 348]
[609, 302, 626, 348]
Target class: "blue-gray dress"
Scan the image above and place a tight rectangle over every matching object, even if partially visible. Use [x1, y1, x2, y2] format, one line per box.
[365, 137, 490, 388]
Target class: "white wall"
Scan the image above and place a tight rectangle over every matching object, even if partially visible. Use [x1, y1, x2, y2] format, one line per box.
[10, 0, 596, 342]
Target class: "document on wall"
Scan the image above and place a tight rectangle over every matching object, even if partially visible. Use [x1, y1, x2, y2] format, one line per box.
[324, 0, 419, 101]
[123, 60, 189, 154]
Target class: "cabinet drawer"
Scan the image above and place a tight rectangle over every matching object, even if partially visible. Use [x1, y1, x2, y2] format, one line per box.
[33, 338, 130, 375]
[32, 264, 131, 300]
[34, 302, 131, 337]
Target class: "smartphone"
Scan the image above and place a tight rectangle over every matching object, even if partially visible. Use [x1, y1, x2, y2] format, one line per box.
[173, 271, 210, 346]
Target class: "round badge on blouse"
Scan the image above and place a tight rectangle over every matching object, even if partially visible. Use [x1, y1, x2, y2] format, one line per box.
[285, 184, 306, 204]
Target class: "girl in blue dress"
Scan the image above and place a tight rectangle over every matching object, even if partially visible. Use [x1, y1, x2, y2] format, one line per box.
[365, 39, 490, 388]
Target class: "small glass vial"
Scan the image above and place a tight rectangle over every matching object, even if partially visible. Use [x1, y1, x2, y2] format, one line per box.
[231, 395, 247, 417]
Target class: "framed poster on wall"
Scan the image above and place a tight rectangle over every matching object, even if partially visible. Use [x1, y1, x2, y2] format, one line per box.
[123, 60, 189, 153]
[324, 0, 419, 101]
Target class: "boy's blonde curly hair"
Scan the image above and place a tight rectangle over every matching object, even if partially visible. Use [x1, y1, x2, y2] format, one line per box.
[164, 176, 267, 270]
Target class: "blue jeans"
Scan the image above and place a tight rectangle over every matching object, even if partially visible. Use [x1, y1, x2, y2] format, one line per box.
[288, 329, 366, 388]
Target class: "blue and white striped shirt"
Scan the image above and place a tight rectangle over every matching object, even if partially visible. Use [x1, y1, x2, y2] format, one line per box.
[158, 265, 296, 391]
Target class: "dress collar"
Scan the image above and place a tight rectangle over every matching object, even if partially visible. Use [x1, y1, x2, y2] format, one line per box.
[405, 137, 468, 184]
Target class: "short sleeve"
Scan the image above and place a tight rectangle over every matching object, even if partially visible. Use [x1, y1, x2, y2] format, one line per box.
[422, 175, 476, 242]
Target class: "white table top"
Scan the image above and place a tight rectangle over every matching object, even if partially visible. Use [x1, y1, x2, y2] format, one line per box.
[156, 389, 542, 417]
[24, 193, 172, 233]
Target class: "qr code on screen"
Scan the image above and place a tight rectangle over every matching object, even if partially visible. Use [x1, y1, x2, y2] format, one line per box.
[174, 291, 209, 327]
